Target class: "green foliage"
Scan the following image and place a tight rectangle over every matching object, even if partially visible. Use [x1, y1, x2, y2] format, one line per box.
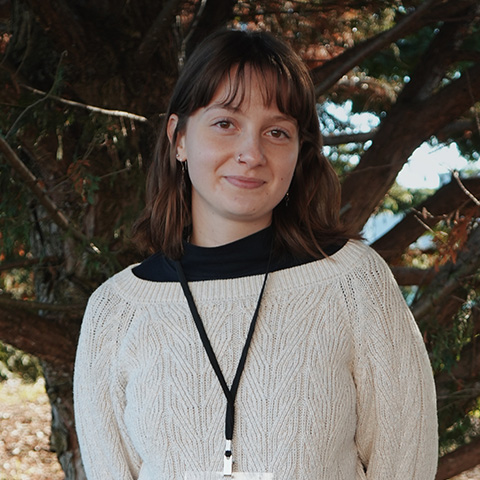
[0, 342, 42, 383]
[7, 0, 62, 90]
[0, 164, 33, 262]
[440, 412, 480, 456]
[362, 25, 437, 81]
[0, 268, 34, 300]
[429, 303, 475, 375]
[379, 183, 434, 215]
[428, 288, 480, 451]
[455, 132, 480, 163]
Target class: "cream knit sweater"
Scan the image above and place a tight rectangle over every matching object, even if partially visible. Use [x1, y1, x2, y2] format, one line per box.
[74, 240, 438, 479]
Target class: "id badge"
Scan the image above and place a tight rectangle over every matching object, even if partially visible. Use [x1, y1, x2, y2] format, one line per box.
[185, 473, 274, 479]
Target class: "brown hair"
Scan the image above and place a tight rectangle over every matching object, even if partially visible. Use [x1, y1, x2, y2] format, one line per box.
[133, 29, 357, 259]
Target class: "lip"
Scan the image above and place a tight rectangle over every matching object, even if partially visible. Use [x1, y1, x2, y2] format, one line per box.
[224, 175, 266, 189]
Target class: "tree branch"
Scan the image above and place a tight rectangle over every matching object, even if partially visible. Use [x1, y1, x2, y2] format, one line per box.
[436, 118, 479, 142]
[411, 223, 480, 323]
[0, 256, 59, 272]
[334, 2, 480, 232]
[323, 130, 378, 146]
[20, 84, 149, 123]
[176, 0, 208, 69]
[0, 135, 98, 250]
[0, 295, 85, 313]
[136, 0, 183, 66]
[436, 437, 480, 480]
[311, 0, 441, 95]
[372, 177, 480, 263]
[341, 58, 480, 232]
[390, 266, 436, 286]
[323, 118, 477, 146]
[183, 0, 236, 58]
[6, 51, 67, 139]
[453, 170, 480, 206]
[0, 306, 79, 365]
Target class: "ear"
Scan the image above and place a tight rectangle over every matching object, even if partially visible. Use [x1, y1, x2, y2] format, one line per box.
[166, 114, 178, 143]
[167, 114, 186, 159]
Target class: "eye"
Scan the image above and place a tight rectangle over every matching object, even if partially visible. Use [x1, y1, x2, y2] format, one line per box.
[268, 128, 290, 139]
[214, 119, 234, 129]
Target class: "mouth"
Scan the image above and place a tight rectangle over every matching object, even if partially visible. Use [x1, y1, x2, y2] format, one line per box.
[224, 176, 266, 189]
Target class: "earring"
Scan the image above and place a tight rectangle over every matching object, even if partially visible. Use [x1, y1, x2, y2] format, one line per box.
[284, 191, 290, 207]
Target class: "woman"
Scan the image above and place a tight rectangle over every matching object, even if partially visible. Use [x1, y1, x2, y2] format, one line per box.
[74, 29, 438, 479]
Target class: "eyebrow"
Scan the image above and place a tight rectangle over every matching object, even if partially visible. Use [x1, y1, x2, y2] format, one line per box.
[205, 103, 240, 113]
[205, 103, 297, 126]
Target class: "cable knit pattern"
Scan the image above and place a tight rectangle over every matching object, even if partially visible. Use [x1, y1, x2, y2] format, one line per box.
[74, 240, 438, 479]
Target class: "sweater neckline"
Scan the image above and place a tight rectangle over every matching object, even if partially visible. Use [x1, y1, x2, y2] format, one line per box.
[113, 240, 368, 305]
[132, 226, 345, 282]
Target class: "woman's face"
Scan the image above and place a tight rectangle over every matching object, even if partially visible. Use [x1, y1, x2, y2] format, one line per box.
[169, 69, 300, 245]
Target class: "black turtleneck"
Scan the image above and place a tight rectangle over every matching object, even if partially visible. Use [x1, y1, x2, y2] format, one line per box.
[132, 227, 345, 282]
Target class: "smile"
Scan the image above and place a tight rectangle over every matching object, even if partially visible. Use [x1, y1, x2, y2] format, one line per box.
[224, 176, 266, 189]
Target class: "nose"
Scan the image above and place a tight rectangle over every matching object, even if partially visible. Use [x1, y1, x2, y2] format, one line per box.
[236, 133, 265, 167]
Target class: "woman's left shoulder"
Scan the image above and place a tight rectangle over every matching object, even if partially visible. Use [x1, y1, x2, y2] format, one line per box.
[341, 239, 391, 269]
[329, 240, 400, 289]
[314, 239, 393, 279]
[270, 240, 392, 292]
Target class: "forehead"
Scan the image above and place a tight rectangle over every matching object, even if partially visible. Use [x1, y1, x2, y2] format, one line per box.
[209, 64, 287, 111]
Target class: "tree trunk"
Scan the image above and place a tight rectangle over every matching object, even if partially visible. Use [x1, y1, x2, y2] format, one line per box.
[42, 360, 86, 479]
[29, 211, 86, 479]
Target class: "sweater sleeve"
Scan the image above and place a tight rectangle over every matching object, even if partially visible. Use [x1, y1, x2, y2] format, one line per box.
[74, 282, 142, 479]
[349, 251, 438, 479]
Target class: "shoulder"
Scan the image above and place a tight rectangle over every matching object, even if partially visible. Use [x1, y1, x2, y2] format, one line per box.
[80, 266, 139, 333]
[92, 261, 167, 294]
[84, 263, 189, 319]
[337, 240, 395, 279]
[80, 264, 182, 348]
[267, 240, 401, 313]
[87, 264, 139, 306]
[273, 240, 392, 285]
[328, 240, 401, 298]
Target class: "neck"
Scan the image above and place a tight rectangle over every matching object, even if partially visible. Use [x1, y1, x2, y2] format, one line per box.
[190, 219, 272, 248]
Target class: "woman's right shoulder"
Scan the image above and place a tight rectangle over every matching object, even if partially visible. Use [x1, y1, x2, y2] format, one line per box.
[85, 262, 184, 315]
[80, 263, 183, 337]
[83, 264, 146, 322]
[76, 266, 147, 366]
[89, 264, 139, 299]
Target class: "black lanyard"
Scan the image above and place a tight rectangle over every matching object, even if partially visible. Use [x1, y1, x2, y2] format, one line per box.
[175, 259, 270, 475]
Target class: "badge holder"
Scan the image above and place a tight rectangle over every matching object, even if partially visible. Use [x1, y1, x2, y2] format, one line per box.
[185, 473, 273, 479]
[184, 440, 273, 479]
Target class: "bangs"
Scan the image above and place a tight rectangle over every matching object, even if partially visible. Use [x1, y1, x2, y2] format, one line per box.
[184, 61, 312, 135]
[213, 64, 296, 116]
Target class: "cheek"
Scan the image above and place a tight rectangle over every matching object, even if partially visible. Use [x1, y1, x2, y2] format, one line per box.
[186, 165, 205, 190]
[281, 156, 298, 183]
[186, 156, 220, 195]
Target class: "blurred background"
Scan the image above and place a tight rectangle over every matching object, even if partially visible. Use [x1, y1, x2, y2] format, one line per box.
[1, 1, 480, 478]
